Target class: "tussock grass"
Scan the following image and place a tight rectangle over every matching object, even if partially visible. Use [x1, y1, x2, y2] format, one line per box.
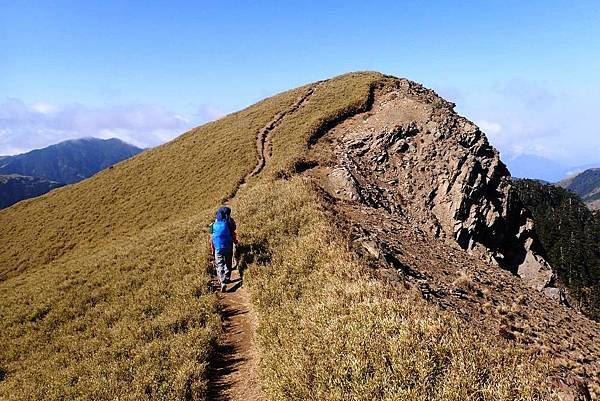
[264, 71, 383, 176]
[235, 177, 556, 401]
[0, 71, 559, 400]
[0, 72, 387, 399]
[0, 215, 220, 400]
[0, 81, 305, 399]
[0, 87, 303, 280]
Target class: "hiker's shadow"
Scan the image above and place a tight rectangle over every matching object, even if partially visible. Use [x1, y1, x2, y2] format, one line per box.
[226, 278, 243, 293]
[234, 241, 270, 281]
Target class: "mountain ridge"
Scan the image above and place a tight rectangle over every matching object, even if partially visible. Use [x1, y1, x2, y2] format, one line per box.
[0, 174, 65, 209]
[0, 137, 143, 184]
[0, 72, 597, 400]
[0, 137, 143, 208]
[559, 168, 600, 210]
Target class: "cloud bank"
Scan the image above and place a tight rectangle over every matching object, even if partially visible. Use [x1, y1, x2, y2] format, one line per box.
[0, 99, 209, 155]
[452, 80, 600, 174]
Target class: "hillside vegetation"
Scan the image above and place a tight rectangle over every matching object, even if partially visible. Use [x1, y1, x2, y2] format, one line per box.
[1, 72, 559, 400]
[513, 179, 600, 320]
[0, 138, 143, 209]
[236, 177, 553, 400]
[559, 168, 600, 210]
[0, 84, 304, 399]
[0, 88, 302, 280]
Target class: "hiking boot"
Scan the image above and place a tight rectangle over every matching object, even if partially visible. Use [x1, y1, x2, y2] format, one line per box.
[220, 283, 227, 292]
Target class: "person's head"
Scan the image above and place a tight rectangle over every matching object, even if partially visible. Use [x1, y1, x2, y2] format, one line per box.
[215, 206, 231, 221]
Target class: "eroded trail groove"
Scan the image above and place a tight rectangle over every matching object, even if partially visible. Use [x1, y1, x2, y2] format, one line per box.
[250, 82, 321, 176]
[229, 82, 322, 200]
[207, 270, 261, 401]
[208, 84, 320, 400]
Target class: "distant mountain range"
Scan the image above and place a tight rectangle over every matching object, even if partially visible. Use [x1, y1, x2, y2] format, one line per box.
[0, 138, 142, 208]
[559, 168, 600, 210]
[507, 154, 568, 182]
[0, 174, 65, 209]
[0, 137, 142, 184]
[506, 154, 599, 183]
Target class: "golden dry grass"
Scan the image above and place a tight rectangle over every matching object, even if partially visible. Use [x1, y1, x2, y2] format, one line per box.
[0, 71, 559, 400]
[0, 216, 219, 400]
[235, 177, 557, 401]
[0, 86, 303, 280]
[0, 82, 306, 399]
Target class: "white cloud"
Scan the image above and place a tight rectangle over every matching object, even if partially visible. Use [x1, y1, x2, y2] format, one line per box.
[510, 142, 569, 161]
[31, 102, 58, 114]
[458, 79, 600, 170]
[0, 98, 201, 155]
[565, 168, 584, 178]
[476, 119, 502, 136]
[197, 104, 226, 122]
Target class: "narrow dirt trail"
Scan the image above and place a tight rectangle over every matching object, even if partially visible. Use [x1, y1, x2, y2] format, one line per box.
[251, 82, 321, 176]
[229, 82, 322, 199]
[207, 83, 320, 401]
[207, 269, 261, 401]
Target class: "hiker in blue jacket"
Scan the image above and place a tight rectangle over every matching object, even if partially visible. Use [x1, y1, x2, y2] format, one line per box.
[209, 206, 238, 292]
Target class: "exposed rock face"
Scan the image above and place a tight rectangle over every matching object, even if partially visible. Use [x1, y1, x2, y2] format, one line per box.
[309, 77, 598, 398]
[320, 79, 557, 294]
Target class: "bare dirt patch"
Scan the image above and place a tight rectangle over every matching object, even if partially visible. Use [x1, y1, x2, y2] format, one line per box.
[207, 269, 262, 401]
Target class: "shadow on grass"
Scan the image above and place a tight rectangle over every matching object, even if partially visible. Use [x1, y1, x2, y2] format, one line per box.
[226, 279, 243, 293]
[206, 302, 249, 401]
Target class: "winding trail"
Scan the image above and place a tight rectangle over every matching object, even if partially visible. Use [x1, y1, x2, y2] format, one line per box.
[207, 83, 320, 401]
[251, 83, 321, 176]
[229, 83, 322, 199]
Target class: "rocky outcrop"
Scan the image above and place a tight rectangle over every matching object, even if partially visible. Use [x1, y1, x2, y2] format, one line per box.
[318, 79, 558, 295]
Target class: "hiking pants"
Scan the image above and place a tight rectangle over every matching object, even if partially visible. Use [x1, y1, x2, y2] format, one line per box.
[214, 250, 233, 284]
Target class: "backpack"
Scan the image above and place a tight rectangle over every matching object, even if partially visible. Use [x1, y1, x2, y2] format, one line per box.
[212, 207, 233, 252]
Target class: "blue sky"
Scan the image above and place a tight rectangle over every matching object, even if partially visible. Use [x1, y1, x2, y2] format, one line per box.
[1, 1, 599, 180]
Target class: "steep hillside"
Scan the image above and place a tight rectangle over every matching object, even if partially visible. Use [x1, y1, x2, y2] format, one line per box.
[559, 168, 600, 210]
[0, 137, 143, 184]
[1, 73, 598, 400]
[0, 174, 64, 208]
[0, 83, 308, 399]
[298, 80, 599, 398]
[513, 179, 600, 320]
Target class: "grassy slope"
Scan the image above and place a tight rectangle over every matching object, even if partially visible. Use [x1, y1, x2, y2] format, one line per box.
[1, 72, 556, 400]
[236, 178, 553, 401]
[0, 87, 301, 280]
[233, 72, 555, 400]
[0, 87, 303, 400]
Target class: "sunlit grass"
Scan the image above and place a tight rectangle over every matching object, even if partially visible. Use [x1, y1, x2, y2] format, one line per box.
[235, 168, 556, 401]
[0, 71, 558, 400]
[0, 82, 305, 399]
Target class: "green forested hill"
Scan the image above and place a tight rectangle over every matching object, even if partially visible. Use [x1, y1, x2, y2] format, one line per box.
[513, 179, 600, 320]
[558, 168, 600, 210]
